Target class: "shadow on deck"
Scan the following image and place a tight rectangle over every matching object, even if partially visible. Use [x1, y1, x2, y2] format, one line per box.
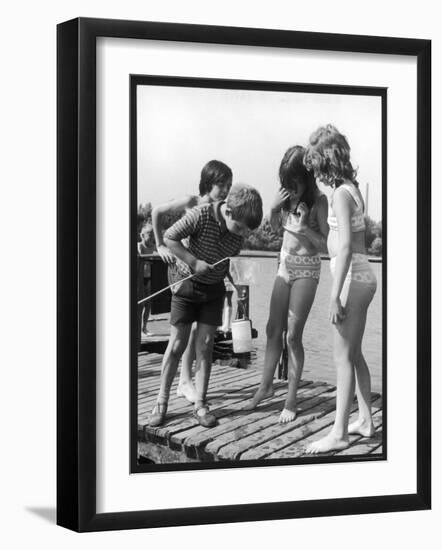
[137, 352, 384, 465]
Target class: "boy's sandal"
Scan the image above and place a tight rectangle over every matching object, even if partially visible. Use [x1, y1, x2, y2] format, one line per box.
[193, 404, 217, 428]
[148, 402, 168, 427]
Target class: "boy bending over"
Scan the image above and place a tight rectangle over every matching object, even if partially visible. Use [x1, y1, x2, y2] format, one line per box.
[148, 184, 263, 428]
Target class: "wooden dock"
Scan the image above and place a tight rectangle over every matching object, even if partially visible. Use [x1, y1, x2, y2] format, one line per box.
[137, 352, 383, 464]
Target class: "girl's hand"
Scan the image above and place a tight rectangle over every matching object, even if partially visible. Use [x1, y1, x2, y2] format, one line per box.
[194, 259, 213, 275]
[296, 202, 309, 227]
[270, 187, 291, 212]
[329, 297, 345, 324]
[157, 244, 175, 264]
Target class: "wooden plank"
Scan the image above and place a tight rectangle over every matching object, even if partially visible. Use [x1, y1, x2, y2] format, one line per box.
[243, 397, 382, 461]
[190, 383, 334, 461]
[174, 382, 329, 452]
[334, 414, 383, 456]
[137, 361, 258, 393]
[137, 350, 383, 464]
[173, 380, 318, 445]
[218, 389, 340, 461]
[140, 378, 290, 443]
[263, 396, 382, 460]
[137, 366, 264, 411]
[138, 375, 264, 427]
[137, 362, 261, 403]
[139, 374, 266, 429]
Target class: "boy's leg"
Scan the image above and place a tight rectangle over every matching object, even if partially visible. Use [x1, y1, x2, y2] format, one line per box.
[193, 322, 218, 427]
[194, 322, 217, 404]
[149, 322, 192, 426]
[245, 276, 290, 409]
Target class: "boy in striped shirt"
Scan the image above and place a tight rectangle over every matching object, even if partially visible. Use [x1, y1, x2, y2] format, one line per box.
[149, 184, 263, 428]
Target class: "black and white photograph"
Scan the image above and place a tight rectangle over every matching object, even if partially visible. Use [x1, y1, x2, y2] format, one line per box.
[132, 76, 385, 471]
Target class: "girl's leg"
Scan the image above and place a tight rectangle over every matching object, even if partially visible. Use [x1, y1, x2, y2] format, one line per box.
[280, 277, 318, 423]
[349, 293, 376, 436]
[149, 322, 192, 425]
[245, 276, 290, 409]
[307, 282, 375, 453]
[177, 322, 198, 402]
[349, 346, 375, 436]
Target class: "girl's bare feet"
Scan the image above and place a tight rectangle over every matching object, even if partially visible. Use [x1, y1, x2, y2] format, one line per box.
[348, 419, 375, 437]
[279, 408, 297, 423]
[306, 433, 349, 454]
[244, 385, 274, 410]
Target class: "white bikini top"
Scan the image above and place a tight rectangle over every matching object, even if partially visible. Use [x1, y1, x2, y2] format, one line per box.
[328, 183, 365, 232]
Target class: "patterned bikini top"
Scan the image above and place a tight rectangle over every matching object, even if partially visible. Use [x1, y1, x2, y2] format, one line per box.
[328, 183, 365, 232]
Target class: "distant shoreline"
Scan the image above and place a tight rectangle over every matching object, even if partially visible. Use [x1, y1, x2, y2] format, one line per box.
[140, 250, 382, 263]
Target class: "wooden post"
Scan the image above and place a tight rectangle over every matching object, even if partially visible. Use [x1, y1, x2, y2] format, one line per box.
[276, 331, 288, 380]
[235, 284, 249, 319]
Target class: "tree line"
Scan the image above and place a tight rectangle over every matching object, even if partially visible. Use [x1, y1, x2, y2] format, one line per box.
[138, 202, 383, 257]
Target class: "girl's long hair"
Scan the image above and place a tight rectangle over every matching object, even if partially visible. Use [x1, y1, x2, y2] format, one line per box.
[279, 145, 318, 209]
[304, 124, 358, 188]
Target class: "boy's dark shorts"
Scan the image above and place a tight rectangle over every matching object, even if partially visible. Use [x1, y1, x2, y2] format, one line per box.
[170, 279, 225, 326]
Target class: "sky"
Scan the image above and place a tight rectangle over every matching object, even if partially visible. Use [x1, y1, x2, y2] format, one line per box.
[137, 85, 382, 221]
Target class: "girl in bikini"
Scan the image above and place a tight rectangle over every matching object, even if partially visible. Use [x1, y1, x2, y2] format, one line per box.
[246, 145, 328, 423]
[304, 125, 377, 453]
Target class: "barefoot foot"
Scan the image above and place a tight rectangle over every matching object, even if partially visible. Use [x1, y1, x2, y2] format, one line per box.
[244, 386, 274, 410]
[348, 419, 375, 437]
[306, 433, 349, 454]
[279, 408, 297, 424]
[176, 381, 198, 403]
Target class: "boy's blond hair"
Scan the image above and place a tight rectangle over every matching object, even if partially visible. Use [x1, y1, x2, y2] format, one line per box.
[226, 183, 263, 230]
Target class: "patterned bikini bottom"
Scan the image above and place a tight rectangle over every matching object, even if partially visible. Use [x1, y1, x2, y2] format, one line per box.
[277, 250, 321, 285]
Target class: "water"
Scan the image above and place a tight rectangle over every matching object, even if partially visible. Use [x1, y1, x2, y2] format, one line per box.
[242, 257, 383, 393]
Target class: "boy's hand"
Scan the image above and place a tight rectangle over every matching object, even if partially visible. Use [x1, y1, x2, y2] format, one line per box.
[157, 244, 176, 264]
[270, 187, 290, 212]
[193, 259, 213, 275]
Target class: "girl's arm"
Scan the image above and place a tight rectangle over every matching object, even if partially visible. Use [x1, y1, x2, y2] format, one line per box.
[269, 187, 290, 232]
[152, 195, 199, 263]
[329, 188, 353, 324]
[299, 195, 329, 253]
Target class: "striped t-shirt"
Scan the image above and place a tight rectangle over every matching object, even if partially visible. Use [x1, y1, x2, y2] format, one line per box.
[164, 202, 242, 285]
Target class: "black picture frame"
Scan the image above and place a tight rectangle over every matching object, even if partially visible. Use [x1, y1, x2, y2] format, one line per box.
[57, 17, 431, 532]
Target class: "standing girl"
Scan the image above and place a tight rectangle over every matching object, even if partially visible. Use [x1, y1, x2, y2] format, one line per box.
[304, 125, 377, 453]
[247, 146, 328, 423]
